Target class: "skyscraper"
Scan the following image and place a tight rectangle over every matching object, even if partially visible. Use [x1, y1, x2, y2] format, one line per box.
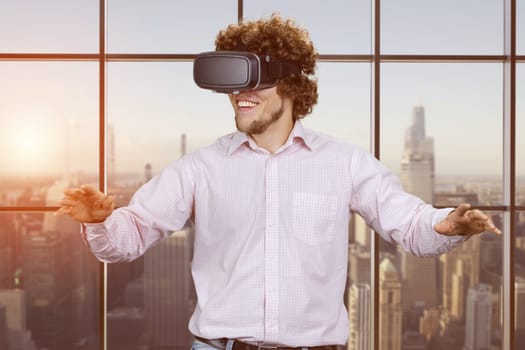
[0, 289, 37, 350]
[22, 179, 99, 349]
[348, 283, 370, 350]
[464, 283, 492, 350]
[400, 105, 434, 203]
[398, 105, 438, 311]
[0, 214, 15, 289]
[348, 244, 371, 285]
[516, 277, 525, 349]
[0, 305, 8, 350]
[436, 193, 480, 319]
[380, 258, 402, 350]
[108, 123, 117, 188]
[144, 224, 196, 349]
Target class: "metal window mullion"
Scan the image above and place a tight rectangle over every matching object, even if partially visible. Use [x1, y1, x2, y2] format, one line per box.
[238, 0, 243, 24]
[503, 1, 517, 350]
[99, 1, 107, 350]
[370, 1, 381, 350]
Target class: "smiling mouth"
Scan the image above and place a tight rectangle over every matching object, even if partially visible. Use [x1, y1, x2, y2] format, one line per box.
[237, 99, 259, 111]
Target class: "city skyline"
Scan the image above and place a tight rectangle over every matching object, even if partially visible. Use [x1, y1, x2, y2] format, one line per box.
[0, 101, 521, 350]
[0, 1, 524, 179]
[0, 1, 524, 350]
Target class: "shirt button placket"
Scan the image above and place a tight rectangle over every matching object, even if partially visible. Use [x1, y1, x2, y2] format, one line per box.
[264, 156, 279, 340]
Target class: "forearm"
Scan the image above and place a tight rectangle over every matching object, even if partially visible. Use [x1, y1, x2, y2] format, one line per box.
[397, 205, 468, 257]
[80, 208, 168, 263]
[350, 149, 468, 257]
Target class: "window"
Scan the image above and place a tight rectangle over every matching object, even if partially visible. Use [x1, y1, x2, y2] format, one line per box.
[0, 1, 521, 350]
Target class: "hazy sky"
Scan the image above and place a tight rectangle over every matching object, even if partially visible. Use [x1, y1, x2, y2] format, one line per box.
[0, 0, 523, 179]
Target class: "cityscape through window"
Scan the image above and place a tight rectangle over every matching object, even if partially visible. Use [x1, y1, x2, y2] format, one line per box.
[0, 1, 523, 350]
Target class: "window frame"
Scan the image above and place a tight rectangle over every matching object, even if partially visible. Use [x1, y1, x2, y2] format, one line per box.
[0, 1, 523, 349]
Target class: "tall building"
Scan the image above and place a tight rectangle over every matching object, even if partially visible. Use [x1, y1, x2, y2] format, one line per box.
[23, 179, 99, 349]
[400, 105, 434, 204]
[0, 305, 8, 350]
[464, 283, 492, 350]
[418, 307, 440, 342]
[517, 277, 525, 349]
[0, 288, 37, 350]
[181, 133, 187, 157]
[144, 224, 196, 349]
[144, 163, 153, 183]
[23, 228, 74, 349]
[401, 330, 427, 350]
[348, 244, 371, 285]
[379, 258, 402, 350]
[517, 277, 525, 329]
[398, 105, 438, 312]
[108, 123, 117, 188]
[450, 259, 468, 319]
[348, 283, 370, 350]
[0, 214, 15, 289]
[351, 213, 370, 248]
[436, 193, 480, 319]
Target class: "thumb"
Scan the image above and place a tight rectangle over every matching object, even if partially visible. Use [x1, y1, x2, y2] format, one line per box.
[434, 218, 455, 235]
[453, 203, 471, 218]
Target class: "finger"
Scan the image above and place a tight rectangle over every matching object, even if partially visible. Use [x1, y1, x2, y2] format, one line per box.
[63, 188, 85, 198]
[54, 206, 71, 217]
[58, 198, 78, 207]
[454, 203, 471, 218]
[468, 209, 488, 221]
[101, 196, 114, 210]
[486, 219, 502, 235]
[80, 184, 102, 196]
[93, 198, 103, 209]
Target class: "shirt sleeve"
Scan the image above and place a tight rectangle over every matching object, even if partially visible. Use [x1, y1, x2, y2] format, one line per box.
[348, 148, 467, 257]
[80, 156, 196, 263]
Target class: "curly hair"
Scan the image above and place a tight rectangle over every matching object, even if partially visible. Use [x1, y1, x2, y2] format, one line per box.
[215, 14, 319, 121]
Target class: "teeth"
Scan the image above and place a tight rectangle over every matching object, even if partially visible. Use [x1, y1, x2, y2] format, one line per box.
[238, 100, 258, 107]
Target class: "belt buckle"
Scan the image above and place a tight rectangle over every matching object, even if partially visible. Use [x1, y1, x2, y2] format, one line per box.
[257, 343, 280, 350]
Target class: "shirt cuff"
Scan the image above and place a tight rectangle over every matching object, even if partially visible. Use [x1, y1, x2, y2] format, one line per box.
[431, 207, 470, 253]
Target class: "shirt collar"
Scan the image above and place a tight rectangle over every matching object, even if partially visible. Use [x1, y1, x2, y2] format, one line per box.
[226, 120, 313, 156]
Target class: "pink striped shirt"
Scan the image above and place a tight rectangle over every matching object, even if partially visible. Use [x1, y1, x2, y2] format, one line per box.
[82, 121, 465, 346]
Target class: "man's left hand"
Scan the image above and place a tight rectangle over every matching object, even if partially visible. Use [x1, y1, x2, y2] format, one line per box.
[434, 203, 502, 236]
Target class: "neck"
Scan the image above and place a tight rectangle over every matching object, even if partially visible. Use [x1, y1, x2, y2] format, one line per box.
[250, 118, 294, 154]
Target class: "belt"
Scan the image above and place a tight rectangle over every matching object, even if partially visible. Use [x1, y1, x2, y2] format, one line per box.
[194, 336, 340, 350]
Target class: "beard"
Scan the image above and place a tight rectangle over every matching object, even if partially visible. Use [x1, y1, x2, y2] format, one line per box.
[235, 100, 285, 135]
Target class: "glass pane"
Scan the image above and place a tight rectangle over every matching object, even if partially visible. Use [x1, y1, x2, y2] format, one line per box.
[106, 60, 372, 348]
[107, 0, 237, 53]
[518, 64, 525, 200]
[244, 0, 371, 54]
[106, 62, 231, 348]
[303, 62, 371, 151]
[519, 65, 525, 349]
[0, 212, 100, 349]
[518, 212, 525, 349]
[0, 62, 99, 207]
[348, 215, 372, 350]
[519, 0, 525, 55]
[381, 63, 503, 206]
[381, 0, 503, 54]
[378, 211, 503, 350]
[0, 0, 98, 53]
[106, 62, 232, 189]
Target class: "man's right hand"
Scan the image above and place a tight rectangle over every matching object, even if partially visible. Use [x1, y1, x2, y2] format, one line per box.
[55, 184, 115, 223]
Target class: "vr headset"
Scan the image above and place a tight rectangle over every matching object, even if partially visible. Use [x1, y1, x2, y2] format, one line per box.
[193, 51, 302, 94]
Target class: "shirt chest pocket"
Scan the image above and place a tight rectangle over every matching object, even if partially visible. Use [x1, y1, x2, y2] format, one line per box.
[291, 192, 338, 245]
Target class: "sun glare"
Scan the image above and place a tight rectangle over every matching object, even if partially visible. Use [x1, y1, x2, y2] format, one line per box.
[3, 119, 58, 175]
[22, 136, 35, 150]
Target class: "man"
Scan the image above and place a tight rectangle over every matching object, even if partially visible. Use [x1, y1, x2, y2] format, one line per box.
[56, 14, 501, 350]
